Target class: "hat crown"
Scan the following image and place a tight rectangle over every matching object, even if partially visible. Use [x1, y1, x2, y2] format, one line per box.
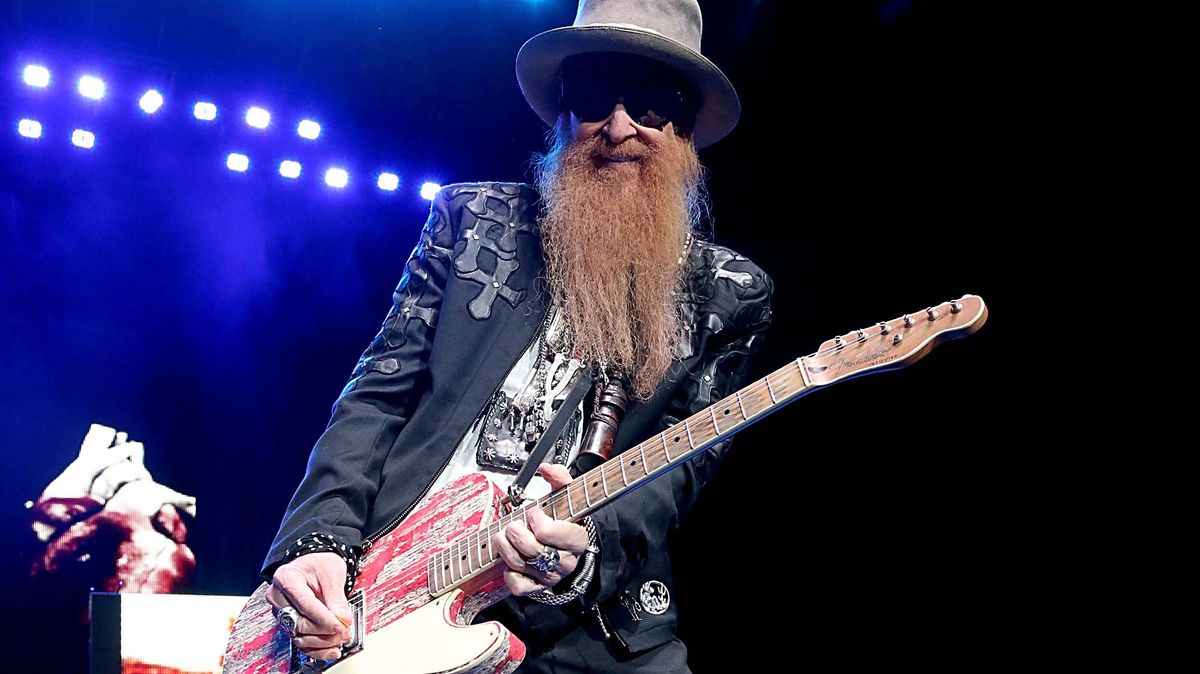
[574, 0, 703, 53]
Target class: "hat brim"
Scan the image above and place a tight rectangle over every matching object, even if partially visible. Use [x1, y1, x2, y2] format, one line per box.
[516, 24, 740, 149]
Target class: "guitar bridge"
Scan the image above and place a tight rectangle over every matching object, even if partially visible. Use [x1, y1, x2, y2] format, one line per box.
[345, 589, 365, 652]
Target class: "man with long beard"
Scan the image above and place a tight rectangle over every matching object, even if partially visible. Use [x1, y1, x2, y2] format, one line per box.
[260, 1, 772, 670]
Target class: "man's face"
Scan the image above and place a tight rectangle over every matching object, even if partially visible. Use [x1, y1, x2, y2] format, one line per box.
[568, 103, 684, 166]
[559, 50, 697, 166]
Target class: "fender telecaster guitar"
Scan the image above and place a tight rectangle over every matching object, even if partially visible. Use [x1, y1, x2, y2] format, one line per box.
[224, 294, 988, 674]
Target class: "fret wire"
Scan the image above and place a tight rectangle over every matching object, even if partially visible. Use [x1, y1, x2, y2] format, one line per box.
[567, 485, 577, 516]
[455, 542, 463, 582]
[487, 525, 494, 563]
[764, 377, 778, 403]
[684, 420, 696, 449]
[600, 468, 610, 497]
[619, 453, 629, 486]
[661, 432, 672, 462]
[709, 406, 721, 435]
[436, 552, 443, 592]
[583, 477, 592, 507]
[640, 443, 650, 475]
[736, 390, 748, 419]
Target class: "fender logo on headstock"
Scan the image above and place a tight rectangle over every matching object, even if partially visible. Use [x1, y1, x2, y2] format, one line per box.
[822, 350, 899, 376]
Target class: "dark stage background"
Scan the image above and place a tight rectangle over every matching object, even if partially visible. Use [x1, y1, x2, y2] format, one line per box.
[3, 1, 1018, 671]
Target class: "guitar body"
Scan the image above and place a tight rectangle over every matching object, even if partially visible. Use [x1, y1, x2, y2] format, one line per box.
[223, 474, 522, 674]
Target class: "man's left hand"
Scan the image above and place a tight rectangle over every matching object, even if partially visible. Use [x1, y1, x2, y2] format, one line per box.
[493, 463, 590, 595]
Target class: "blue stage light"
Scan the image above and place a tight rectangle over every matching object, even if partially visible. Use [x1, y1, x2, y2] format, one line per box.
[377, 173, 400, 192]
[325, 168, 349, 189]
[420, 182, 442, 200]
[194, 102, 217, 121]
[297, 120, 321, 140]
[227, 153, 249, 172]
[78, 75, 105, 100]
[18, 119, 43, 139]
[23, 65, 50, 88]
[71, 129, 95, 149]
[280, 160, 302, 179]
[246, 107, 271, 129]
[139, 90, 164, 114]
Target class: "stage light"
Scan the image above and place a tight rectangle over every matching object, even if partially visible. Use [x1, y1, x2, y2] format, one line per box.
[23, 65, 50, 88]
[78, 75, 105, 100]
[18, 119, 42, 139]
[227, 153, 249, 172]
[297, 119, 321, 140]
[139, 90, 164, 114]
[325, 168, 349, 189]
[377, 173, 400, 191]
[194, 102, 217, 121]
[246, 107, 270, 129]
[420, 182, 441, 200]
[71, 129, 95, 149]
[279, 160, 302, 179]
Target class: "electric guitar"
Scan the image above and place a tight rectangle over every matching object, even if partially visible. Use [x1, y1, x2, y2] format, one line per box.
[223, 294, 988, 674]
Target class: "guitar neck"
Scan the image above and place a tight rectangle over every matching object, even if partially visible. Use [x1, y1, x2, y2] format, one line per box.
[546, 359, 813, 522]
[429, 358, 816, 597]
[428, 294, 987, 597]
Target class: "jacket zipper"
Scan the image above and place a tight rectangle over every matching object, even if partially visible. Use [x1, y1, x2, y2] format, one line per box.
[362, 305, 553, 551]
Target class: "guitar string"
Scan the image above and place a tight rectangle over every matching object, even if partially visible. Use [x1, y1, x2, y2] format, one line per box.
[366, 368, 822, 599]
[359, 367, 810, 598]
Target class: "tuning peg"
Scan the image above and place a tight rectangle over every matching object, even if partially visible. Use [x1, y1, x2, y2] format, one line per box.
[878, 322, 891, 335]
[950, 301, 962, 314]
[926, 307, 938, 321]
[834, 336, 846, 350]
[856, 329, 867, 342]
[893, 333, 904, 345]
[903, 315, 915, 328]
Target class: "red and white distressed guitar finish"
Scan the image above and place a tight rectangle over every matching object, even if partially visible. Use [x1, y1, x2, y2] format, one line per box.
[223, 295, 988, 674]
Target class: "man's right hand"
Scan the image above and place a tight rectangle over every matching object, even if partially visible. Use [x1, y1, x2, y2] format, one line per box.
[265, 552, 352, 661]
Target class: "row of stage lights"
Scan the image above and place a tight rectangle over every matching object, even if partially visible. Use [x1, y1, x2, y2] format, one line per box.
[16, 64, 442, 200]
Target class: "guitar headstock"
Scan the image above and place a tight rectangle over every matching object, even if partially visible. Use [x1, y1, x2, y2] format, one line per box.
[802, 294, 987, 387]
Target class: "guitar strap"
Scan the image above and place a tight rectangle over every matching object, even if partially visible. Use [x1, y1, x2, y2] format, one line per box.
[507, 367, 593, 504]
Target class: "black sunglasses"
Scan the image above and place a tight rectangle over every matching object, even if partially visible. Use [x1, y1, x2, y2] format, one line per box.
[559, 53, 698, 133]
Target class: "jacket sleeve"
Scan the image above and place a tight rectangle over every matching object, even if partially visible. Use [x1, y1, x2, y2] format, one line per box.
[583, 259, 774, 607]
[260, 191, 458, 579]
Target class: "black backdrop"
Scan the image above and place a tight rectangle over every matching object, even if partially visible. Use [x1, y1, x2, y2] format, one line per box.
[2, 1, 1020, 671]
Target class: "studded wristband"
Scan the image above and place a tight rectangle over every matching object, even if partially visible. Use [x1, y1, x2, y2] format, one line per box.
[279, 532, 362, 596]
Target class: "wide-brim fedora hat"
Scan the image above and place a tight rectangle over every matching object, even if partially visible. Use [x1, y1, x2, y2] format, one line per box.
[516, 0, 740, 149]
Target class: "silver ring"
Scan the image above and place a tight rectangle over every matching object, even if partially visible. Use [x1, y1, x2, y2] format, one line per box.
[525, 544, 560, 574]
[275, 606, 300, 637]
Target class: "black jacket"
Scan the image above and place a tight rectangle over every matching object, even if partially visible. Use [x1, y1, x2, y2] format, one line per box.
[263, 181, 772, 656]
